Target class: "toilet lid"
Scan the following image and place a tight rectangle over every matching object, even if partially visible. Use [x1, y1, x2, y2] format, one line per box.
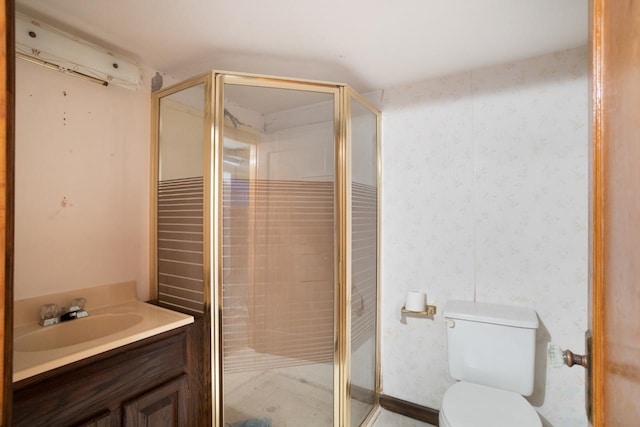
[441, 382, 541, 427]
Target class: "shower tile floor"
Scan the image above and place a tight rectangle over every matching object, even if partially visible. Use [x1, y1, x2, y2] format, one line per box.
[223, 349, 435, 427]
[224, 353, 373, 427]
[224, 368, 435, 427]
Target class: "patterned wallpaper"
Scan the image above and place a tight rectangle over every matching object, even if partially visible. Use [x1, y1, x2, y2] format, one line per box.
[380, 47, 588, 426]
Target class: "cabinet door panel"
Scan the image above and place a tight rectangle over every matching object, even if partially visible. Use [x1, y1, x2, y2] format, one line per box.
[123, 375, 187, 427]
[76, 410, 120, 427]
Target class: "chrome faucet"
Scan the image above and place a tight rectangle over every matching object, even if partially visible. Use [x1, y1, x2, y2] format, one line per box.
[39, 298, 89, 326]
[60, 298, 89, 322]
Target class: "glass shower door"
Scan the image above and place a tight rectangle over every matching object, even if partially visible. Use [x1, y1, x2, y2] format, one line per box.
[348, 93, 379, 427]
[220, 80, 339, 426]
[156, 83, 207, 314]
[153, 71, 382, 427]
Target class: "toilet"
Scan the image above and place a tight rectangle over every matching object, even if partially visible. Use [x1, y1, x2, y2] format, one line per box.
[440, 300, 542, 427]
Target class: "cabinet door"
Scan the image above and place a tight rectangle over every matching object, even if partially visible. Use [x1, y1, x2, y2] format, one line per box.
[123, 375, 188, 427]
[76, 410, 120, 427]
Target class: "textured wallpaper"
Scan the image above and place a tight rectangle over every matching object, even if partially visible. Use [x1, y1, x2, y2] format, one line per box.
[380, 46, 588, 426]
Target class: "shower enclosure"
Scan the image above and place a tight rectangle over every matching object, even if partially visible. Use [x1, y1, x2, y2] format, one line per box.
[151, 71, 380, 427]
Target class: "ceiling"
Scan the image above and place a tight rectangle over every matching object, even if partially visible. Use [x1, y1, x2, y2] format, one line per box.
[15, 0, 588, 93]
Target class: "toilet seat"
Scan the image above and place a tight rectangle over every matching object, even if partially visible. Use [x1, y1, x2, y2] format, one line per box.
[440, 382, 541, 427]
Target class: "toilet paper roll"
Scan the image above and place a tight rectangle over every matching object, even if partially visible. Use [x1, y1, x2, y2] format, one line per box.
[405, 290, 427, 312]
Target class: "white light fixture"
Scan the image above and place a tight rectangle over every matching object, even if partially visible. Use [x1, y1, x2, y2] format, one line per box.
[15, 13, 143, 89]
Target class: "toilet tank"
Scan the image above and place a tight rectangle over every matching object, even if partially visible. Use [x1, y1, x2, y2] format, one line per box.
[443, 300, 539, 396]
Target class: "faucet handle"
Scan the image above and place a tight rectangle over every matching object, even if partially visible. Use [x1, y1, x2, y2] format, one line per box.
[70, 297, 86, 311]
[40, 303, 60, 320]
[39, 304, 60, 326]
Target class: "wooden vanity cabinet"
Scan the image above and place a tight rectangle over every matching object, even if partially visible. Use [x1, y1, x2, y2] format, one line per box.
[123, 374, 188, 426]
[12, 323, 196, 427]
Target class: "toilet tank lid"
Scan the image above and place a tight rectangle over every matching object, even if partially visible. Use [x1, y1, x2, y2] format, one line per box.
[443, 300, 539, 329]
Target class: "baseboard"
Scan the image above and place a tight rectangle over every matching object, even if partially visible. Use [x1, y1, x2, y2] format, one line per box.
[351, 384, 376, 406]
[379, 394, 439, 426]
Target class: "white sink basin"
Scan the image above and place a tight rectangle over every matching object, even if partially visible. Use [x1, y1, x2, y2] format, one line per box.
[14, 313, 143, 352]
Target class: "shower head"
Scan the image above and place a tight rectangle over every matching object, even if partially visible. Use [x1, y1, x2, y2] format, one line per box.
[224, 108, 242, 128]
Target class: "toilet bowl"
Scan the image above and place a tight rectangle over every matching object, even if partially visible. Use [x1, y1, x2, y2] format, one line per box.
[442, 301, 542, 427]
[439, 382, 541, 427]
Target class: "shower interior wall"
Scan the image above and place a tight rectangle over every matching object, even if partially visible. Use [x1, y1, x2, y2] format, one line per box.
[222, 99, 337, 370]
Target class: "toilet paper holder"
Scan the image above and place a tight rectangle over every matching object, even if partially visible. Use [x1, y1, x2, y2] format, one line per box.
[402, 290, 436, 318]
[401, 304, 437, 317]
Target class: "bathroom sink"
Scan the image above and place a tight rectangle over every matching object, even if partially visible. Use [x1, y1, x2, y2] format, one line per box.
[14, 313, 144, 352]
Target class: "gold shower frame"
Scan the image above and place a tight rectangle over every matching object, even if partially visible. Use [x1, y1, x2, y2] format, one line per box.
[150, 70, 382, 427]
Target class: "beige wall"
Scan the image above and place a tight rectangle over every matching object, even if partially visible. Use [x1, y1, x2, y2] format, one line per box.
[15, 59, 152, 301]
[158, 89, 205, 181]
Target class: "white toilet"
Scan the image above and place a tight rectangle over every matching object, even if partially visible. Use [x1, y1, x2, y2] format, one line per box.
[440, 300, 542, 427]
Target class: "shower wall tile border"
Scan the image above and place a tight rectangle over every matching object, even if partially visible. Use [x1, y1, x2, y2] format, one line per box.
[157, 176, 205, 314]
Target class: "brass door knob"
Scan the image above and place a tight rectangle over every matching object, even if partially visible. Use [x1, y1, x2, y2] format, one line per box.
[564, 349, 588, 369]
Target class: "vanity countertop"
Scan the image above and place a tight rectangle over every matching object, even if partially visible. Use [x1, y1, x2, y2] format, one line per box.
[13, 300, 194, 382]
